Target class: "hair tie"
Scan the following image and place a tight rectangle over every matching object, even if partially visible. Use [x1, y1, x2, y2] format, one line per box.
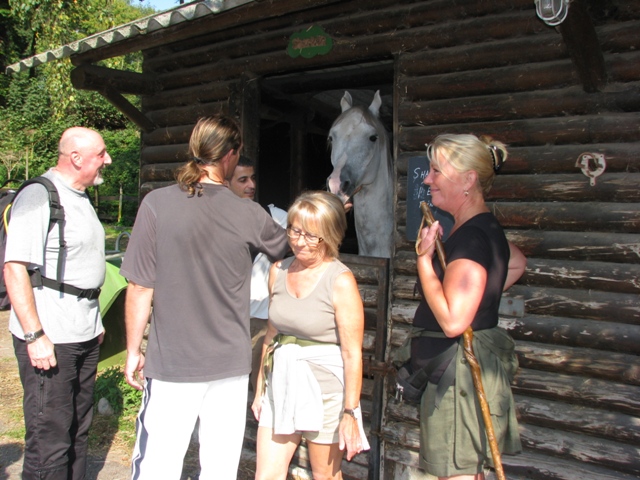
[488, 145, 504, 172]
[193, 155, 206, 165]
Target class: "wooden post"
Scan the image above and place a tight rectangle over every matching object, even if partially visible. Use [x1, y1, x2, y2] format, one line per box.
[118, 184, 123, 224]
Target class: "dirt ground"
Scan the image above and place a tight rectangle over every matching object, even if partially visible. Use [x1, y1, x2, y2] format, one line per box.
[0, 310, 206, 480]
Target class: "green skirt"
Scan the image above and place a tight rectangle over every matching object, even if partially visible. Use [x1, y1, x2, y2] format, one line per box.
[418, 328, 521, 477]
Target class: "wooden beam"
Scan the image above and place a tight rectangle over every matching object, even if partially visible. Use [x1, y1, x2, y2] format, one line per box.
[101, 87, 157, 133]
[558, 0, 607, 92]
[70, 64, 161, 96]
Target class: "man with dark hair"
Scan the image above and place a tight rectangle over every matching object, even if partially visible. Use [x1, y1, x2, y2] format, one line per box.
[4, 127, 111, 480]
[225, 156, 288, 391]
[123, 117, 289, 479]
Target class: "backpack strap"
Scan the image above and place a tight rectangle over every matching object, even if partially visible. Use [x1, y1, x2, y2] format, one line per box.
[15, 177, 66, 282]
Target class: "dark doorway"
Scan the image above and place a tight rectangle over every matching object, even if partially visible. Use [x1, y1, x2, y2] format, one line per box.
[255, 61, 394, 255]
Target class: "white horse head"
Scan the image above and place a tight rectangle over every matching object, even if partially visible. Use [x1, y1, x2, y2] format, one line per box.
[327, 90, 393, 258]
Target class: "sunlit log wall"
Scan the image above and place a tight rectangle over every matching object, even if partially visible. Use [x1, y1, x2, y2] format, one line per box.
[72, 0, 640, 478]
[391, 1, 640, 479]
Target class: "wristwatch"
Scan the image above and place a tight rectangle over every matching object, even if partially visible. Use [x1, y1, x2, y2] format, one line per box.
[24, 329, 45, 344]
[343, 406, 362, 420]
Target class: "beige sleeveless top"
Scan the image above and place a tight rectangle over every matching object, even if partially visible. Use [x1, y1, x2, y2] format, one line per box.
[269, 256, 350, 345]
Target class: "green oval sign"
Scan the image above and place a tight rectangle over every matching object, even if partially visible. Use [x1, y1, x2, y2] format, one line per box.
[287, 26, 333, 59]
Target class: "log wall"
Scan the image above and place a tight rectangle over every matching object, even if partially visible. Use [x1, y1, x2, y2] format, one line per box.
[74, 0, 640, 478]
[391, 1, 640, 478]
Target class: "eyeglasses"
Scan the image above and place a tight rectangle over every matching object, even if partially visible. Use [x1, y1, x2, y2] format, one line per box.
[286, 227, 323, 247]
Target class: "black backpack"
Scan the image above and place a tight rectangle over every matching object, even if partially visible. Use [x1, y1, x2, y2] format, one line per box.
[0, 177, 65, 310]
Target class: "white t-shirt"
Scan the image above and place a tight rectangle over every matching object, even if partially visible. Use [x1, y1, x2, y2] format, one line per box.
[250, 204, 287, 319]
[6, 169, 105, 343]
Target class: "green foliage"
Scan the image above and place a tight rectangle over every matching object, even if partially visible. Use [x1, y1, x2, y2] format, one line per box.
[0, 0, 153, 219]
[89, 128, 141, 224]
[94, 366, 142, 416]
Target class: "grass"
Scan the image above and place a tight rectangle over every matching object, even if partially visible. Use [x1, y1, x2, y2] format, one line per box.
[104, 224, 131, 253]
[89, 366, 141, 453]
[0, 358, 25, 441]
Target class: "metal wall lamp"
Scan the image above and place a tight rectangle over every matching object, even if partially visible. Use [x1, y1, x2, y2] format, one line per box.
[535, 0, 570, 26]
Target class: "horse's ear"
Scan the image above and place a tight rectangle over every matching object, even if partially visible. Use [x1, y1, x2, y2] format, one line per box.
[340, 91, 353, 112]
[369, 90, 382, 117]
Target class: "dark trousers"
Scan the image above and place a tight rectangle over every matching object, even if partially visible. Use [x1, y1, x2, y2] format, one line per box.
[14, 335, 100, 480]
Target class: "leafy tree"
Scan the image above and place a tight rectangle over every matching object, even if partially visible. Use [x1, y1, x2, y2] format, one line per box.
[1, 0, 157, 224]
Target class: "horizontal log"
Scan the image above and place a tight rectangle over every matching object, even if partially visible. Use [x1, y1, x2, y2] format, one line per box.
[394, 224, 640, 265]
[512, 368, 640, 417]
[71, 64, 161, 95]
[486, 201, 637, 232]
[398, 82, 640, 126]
[501, 449, 640, 480]
[396, 142, 640, 175]
[395, 200, 640, 233]
[398, 22, 640, 76]
[381, 420, 420, 449]
[146, 100, 227, 128]
[514, 394, 640, 445]
[397, 171, 640, 204]
[521, 257, 640, 294]
[141, 144, 189, 166]
[519, 422, 640, 476]
[140, 162, 182, 182]
[398, 51, 640, 102]
[389, 305, 640, 355]
[382, 404, 640, 474]
[382, 425, 640, 479]
[390, 306, 640, 355]
[398, 113, 640, 150]
[502, 314, 640, 355]
[505, 230, 640, 263]
[142, 124, 195, 146]
[515, 340, 640, 386]
[390, 301, 418, 327]
[142, 80, 232, 110]
[506, 283, 640, 325]
[489, 172, 640, 202]
[385, 366, 640, 422]
[393, 278, 640, 324]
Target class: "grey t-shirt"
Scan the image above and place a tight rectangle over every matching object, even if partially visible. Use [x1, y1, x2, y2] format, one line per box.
[6, 169, 105, 343]
[120, 183, 289, 382]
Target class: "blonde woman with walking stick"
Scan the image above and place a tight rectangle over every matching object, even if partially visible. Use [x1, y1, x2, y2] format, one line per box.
[412, 134, 526, 480]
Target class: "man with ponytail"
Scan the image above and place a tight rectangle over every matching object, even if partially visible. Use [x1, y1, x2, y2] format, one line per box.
[121, 115, 289, 480]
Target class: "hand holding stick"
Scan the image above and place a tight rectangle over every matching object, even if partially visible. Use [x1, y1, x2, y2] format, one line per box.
[417, 201, 507, 480]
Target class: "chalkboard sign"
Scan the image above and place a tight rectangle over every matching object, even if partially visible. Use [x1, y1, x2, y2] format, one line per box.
[406, 156, 454, 242]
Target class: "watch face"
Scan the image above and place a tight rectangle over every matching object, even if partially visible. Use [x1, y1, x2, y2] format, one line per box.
[24, 330, 43, 343]
[345, 407, 361, 420]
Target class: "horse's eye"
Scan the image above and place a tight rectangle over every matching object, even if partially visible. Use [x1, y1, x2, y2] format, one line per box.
[369, 135, 378, 142]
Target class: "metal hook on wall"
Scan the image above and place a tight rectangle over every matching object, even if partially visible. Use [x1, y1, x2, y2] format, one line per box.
[575, 153, 606, 186]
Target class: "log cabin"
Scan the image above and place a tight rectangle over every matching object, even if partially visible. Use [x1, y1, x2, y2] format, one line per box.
[8, 0, 640, 478]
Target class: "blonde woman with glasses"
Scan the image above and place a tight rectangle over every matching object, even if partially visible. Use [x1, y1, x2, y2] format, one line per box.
[252, 190, 369, 480]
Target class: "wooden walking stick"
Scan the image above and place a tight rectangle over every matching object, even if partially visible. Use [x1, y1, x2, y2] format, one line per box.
[418, 201, 507, 480]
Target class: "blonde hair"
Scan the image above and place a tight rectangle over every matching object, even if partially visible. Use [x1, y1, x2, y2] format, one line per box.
[175, 115, 242, 196]
[428, 134, 507, 196]
[287, 191, 347, 259]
